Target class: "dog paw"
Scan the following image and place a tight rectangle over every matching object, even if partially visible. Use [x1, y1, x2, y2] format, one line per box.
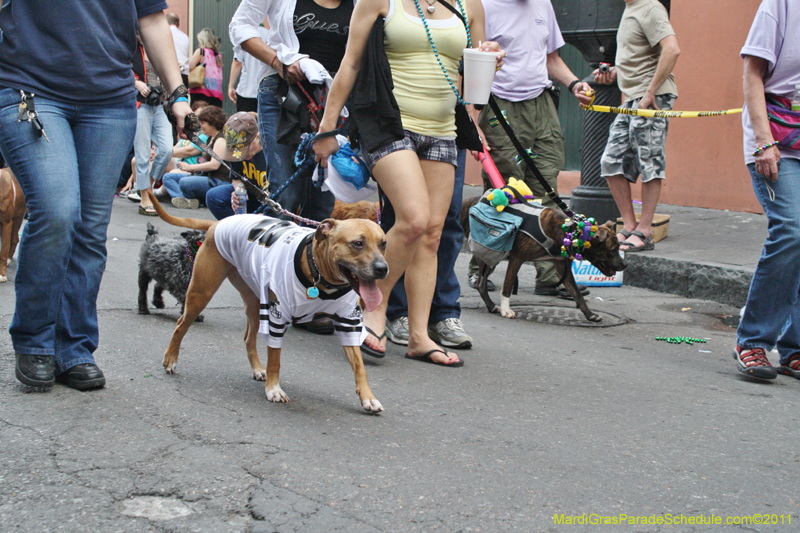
[138, 308, 150, 315]
[361, 398, 384, 413]
[163, 358, 177, 374]
[252, 369, 266, 381]
[0, 275, 7, 283]
[588, 313, 602, 322]
[266, 385, 289, 403]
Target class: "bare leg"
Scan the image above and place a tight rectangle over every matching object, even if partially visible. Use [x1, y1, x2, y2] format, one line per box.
[359, 151, 431, 354]
[606, 174, 637, 248]
[626, 178, 662, 248]
[404, 159, 460, 365]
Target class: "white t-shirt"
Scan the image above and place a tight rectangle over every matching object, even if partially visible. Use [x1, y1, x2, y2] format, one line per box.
[234, 25, 271, 99]
[213, 215, 367, 348]
[170, 25, 190, 75]
[482, 0, 564, 102]
[740, 0, 800, 164]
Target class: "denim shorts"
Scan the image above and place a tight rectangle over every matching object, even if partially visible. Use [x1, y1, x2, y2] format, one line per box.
[362, 129, 458, 170]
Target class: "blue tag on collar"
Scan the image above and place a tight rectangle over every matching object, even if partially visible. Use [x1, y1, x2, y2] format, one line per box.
[306, 286, 319, 299]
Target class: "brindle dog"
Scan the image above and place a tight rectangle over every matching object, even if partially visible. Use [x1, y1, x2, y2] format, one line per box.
[461, 196, 626, 322]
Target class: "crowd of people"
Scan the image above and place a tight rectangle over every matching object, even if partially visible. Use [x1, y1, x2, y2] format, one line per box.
[0, 0, 797, 390]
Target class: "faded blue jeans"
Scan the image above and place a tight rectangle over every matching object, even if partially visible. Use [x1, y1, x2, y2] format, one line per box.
[133, 103, 172, 190]
[257, 74, 334, 222]
[0, 87, 137, 373]
[738, 158, 800, 364]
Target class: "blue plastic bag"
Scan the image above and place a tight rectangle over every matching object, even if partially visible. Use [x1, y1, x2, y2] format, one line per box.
[330, 143, 371, 190]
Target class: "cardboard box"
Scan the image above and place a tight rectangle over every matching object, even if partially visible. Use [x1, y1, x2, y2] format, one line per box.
[572, 251, 624, 287]
[615, 213, 670, 243]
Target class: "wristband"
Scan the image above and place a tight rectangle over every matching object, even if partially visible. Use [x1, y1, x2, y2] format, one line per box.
[753, 141, 779, 157]
[568, 80, 581, 93]
[270, 55, 280, 70]
[162, 85, 189, 126]
[173, 96, 189, 105]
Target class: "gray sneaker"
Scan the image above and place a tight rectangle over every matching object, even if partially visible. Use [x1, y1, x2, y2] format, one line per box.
[172, 197, 200, 209]
[428, 318, 473, 349]
[386, 316, 409, 346]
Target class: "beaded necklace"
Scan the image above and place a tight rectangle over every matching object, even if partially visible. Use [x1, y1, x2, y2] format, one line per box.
[411, 0, 471, 105]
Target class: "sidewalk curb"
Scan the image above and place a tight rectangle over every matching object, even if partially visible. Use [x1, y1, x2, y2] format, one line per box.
[622, 254, 751, 308]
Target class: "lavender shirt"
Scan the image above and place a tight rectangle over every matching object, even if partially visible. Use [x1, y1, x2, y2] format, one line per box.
[482, 0, 564, 102]
[740, 0, 800, 164]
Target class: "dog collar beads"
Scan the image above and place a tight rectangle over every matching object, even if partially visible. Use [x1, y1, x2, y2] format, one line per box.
[560, 216, 597, 261]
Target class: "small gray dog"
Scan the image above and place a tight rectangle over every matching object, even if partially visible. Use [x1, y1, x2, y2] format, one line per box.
[138, 222, 206, 321]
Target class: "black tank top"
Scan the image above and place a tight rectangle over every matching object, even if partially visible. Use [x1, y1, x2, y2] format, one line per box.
[293, 0, 351, 74]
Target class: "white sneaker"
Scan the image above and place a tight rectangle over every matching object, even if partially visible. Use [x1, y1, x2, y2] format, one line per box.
[127, 190, 141, 202]
[428, 318, 473, 349]
[172, 197, 199, 209]
[385, 316, 409, 346]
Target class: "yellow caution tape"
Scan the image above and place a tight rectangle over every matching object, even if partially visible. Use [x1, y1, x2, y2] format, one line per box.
[581, 104, 742, 118]
[578, 90, 741, 118]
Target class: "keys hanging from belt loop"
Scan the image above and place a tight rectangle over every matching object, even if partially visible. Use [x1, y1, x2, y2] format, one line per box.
[18, 91, 49, 142]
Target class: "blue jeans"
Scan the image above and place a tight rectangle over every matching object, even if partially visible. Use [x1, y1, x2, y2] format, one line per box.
[179, 175, 226, 202]
[257, 74, 334, 222]
[0, 87, 137, 372]
[161, 171, 188, 198]
[134, 103, 172, 190]
[206, 183, 260, 220]
[384, 149, 466, 323]
[738, 159, 800, 364]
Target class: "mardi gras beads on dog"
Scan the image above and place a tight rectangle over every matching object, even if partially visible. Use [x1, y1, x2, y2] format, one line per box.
[560, 216, 597, 260]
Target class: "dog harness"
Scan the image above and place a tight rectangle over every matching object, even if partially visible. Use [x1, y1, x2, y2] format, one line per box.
[212, 215, 366, 349]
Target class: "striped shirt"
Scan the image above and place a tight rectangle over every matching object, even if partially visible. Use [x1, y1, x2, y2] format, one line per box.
[213, 215, 367, 348]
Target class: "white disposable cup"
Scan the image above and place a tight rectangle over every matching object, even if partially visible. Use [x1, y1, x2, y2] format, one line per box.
[462, 48, 497, 105]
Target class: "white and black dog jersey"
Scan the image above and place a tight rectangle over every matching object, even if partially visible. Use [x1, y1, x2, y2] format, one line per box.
[213, 215, 366, 349]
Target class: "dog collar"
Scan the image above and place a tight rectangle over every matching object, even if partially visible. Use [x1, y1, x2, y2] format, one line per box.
[304, 235, 348, 298]
[560, 215, 598, 261]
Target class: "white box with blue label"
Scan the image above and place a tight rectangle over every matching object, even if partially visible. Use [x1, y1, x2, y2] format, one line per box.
[571, 251, 625, 287]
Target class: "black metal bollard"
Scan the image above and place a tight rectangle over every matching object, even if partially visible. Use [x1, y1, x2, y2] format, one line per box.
[569, 79, 623, 226]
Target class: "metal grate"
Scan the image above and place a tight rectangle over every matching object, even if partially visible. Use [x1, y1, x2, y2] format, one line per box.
[508, 304, 628, 328]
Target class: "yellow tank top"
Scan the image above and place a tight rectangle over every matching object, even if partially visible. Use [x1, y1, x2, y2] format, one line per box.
[383, 0, 468, 138]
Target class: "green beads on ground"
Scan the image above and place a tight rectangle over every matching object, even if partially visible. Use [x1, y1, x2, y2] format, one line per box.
[655, 336, 707, 345]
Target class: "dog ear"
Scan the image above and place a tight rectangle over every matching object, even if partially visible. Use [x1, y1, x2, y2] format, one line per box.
[315, 218, 337, 241]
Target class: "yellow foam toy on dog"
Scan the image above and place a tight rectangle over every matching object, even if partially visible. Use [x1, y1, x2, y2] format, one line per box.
[487, 178, 534, 212]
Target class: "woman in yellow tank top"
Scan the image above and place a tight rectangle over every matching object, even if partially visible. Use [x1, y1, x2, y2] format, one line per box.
[314, 0, 504, 367]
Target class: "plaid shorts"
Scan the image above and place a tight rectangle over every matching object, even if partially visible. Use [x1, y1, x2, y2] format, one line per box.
[362, 130, 458, 170]
[600, 94, 676, 183]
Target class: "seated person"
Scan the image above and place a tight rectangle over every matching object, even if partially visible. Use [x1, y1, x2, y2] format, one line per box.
[206, 112, 267, 220]
[161, 105, 227, 209]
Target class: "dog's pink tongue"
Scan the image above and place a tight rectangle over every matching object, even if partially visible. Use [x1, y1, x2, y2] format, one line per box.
[359, 280, 383, 312]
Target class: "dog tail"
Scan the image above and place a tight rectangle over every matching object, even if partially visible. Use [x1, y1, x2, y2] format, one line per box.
[146, 190, 214, 231]
[460, 195, 480, 238]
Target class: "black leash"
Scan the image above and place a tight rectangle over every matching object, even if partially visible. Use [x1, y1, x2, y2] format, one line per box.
[486, 95, 574, 218]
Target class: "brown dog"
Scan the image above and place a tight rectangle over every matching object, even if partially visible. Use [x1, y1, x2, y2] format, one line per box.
[330, 199, 378, 224]
[0, 168, 26, 283]
[461, 196, 626, 322]
[146, 191, 389, 413]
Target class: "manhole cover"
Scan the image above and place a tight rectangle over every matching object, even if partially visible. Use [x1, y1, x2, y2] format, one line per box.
[509, 304, 628, 327]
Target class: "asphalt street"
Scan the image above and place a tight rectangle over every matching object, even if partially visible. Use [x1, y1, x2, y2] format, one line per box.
[1, 196, 798, 532]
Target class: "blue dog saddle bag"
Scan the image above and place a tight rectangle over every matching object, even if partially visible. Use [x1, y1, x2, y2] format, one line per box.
[468, 190, 561, 268]
[468, 191, 522, 268]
